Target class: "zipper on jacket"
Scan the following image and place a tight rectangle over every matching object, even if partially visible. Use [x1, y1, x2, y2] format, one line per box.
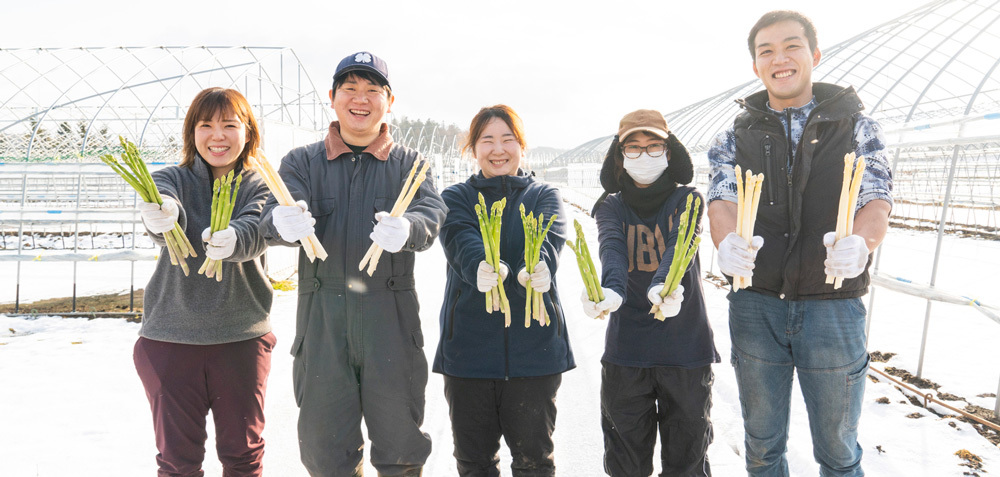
[489, 176, 510, 380]
[504, 323, 510, 380]
[784, 109, 794, 189]
[762, 136, 776, 205]
[784, 110, 796, 262]
[776, 109, 796, 296]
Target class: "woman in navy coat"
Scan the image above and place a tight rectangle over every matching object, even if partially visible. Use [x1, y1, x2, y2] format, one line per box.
[432, 105, 574, 477]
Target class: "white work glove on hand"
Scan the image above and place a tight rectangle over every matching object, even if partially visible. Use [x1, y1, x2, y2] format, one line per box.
[272, 200, 315, 243]
[201, 227, 237, 260]
[137, 197, 179, 235]
[581, 288, 623, 319]
[648, 283, 684, 318]
[371, 211, 411, 253]
[517, 261, 551, 293]
[476, 261, 510, 293]
[823, 232, 869, 279]
[717, 232, 764, 278]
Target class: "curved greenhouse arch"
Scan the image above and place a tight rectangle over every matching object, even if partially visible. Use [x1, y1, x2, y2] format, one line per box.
[0, 46, 332, 163]
[547, 0, 1000, 236]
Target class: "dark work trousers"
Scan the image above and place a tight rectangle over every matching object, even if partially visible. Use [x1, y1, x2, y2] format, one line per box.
[292, 287, 431, 477]
[601, 363, 713, 477]
[443, 374, 562, 477]
[133, 333, 276, 477]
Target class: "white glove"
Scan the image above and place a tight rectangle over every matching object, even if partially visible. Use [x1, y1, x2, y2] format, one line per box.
[823, 232, 869, 279]
[370, 211, 410, 253]
[476, 261, 510, 293]
[717, 232, 764, 278]
[648, 283, 684, 318]
[517, 261, 551, 293]
[581, 288, 622, 319]
[272, 200, 315, 243]
[201, 227, 237, 260]
[137, 197, 179, 235]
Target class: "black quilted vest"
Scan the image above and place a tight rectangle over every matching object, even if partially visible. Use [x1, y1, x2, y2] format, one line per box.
[732, 83, 872, 300]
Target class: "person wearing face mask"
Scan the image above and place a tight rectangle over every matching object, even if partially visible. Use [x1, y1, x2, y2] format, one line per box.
[433, 105, 574, 477]
[132, 87, 275, 476]
[585, 109, 719, 477]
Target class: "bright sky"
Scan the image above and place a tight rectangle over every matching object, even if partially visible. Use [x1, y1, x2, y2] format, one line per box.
[6, 0, 917, 149]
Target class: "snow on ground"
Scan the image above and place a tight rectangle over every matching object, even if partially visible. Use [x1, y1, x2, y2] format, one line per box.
[2, 191, 999, 476]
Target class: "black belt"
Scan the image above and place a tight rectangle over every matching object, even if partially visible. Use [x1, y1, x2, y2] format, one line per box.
[298, 275, 416, 294]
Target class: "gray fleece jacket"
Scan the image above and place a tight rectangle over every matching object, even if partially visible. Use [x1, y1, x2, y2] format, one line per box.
[140, 157, 273, 345]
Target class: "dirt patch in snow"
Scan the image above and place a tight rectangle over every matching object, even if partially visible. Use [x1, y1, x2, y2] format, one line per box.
[884, 366, 941, 390]
[0, 290, 144, 320]
[869, 350, 896, 362]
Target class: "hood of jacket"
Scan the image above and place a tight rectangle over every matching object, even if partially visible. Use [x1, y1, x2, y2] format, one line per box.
[467, 169, 534, 198]
[737, 82, 864, 120]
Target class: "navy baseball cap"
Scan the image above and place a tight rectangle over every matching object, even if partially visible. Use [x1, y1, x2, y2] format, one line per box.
[333, 51, 391, 90]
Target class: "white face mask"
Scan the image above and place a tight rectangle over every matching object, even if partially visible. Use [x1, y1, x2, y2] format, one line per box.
[623, 153, 668, 185]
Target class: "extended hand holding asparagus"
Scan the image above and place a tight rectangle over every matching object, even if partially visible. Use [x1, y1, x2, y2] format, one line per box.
[826, 152, 867, 288]
[250, 153, 327, 262]
[730, 165, 764, 291]
[102, 136, 197, 276]
[359, 158, 429, 276]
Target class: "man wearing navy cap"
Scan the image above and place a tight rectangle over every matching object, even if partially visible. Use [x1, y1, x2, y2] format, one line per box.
[261, 51, 446, 477]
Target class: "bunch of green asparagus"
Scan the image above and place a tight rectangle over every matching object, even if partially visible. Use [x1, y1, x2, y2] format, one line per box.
[566, 219, 607, 319]
[476, 193, 512, 327]
[520, 204, 557, 328]
[199, 170, 242, 281]
[101, 136, 197, 275]
[650, 193, 701, 321]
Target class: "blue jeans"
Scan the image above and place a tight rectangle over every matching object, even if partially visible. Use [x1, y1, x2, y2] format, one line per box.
[728, 290, 869, 477]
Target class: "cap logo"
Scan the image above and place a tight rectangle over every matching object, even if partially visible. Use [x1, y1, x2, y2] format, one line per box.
[355, 53, 372, 63]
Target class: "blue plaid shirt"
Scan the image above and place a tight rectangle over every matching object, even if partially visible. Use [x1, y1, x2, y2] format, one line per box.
[707, 98, 893, 210]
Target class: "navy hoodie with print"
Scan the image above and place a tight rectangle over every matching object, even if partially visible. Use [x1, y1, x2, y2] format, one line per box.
[596, 186, 720, 368]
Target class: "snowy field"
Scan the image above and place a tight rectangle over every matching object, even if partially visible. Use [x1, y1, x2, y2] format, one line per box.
[2, 189, 999, 476]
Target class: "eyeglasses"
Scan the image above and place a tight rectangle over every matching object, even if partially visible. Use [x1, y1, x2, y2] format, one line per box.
[622, 143, 667, 159]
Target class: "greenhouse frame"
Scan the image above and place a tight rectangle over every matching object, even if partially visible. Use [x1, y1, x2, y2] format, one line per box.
[545, 0, 1000, 239]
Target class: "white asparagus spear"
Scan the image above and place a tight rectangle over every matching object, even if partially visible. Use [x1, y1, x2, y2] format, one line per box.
[745, 173, 764, 289]
[827, 153, 855, 284]
[358, 158, 424, 271]
[251, 154, 327, 262]
[734, 165, 745, 291]
[834, 155, 867, 289]
[361, 159, 431, 276]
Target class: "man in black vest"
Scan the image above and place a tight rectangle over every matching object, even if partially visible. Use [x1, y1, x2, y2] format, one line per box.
[706, 10, 893, 476]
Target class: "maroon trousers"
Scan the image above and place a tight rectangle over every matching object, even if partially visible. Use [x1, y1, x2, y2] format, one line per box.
[133, 333, 276, 477]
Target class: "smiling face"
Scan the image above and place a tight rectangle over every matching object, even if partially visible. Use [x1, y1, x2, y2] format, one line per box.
[194, 111, 248, 179]
[752, 19, 822, 110]
[331, 73, 393, 146]
[474, 117, 523, 179]
[181, 88, 261, 173]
